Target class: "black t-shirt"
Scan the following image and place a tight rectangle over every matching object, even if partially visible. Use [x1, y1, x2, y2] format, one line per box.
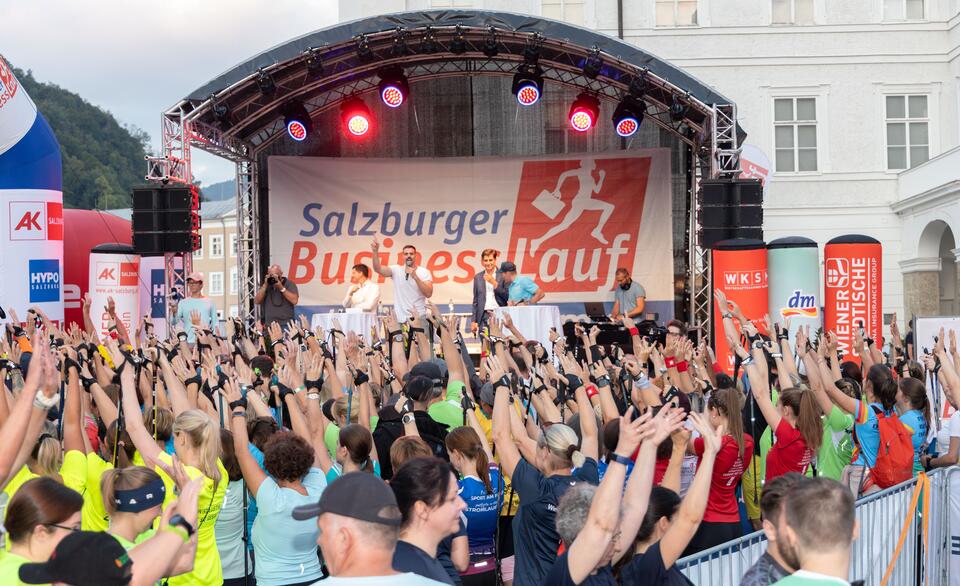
[436, 518, 467, 585]
[392, 540, 454, 585]
[619, 542, 694, 586]
[543, 551, 617, 586]
[261, 278, 298, 325]
[510, 458, 600, 586]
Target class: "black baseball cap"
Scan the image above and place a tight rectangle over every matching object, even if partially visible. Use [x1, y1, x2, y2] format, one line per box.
[20, 531, 133, 585]
[499, 261, 517, 273]
[292, 471, 402, 526]
[410, 361, 444, 386]
[403, 375, 435, 402]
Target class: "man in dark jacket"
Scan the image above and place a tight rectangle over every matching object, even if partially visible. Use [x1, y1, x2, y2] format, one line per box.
[373, 375, 450, 479]
[471, 248, 508, 335]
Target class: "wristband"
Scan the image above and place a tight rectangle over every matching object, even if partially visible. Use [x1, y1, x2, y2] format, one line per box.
[628, 327, 639, 337]
[229, 397, 247, 410]
[595, 375, 612, 388]
[664, 356, 676, 369]
[584, 384, 599, 399]
[712, 362, 723, 375]
[675, 361, 688, 373]
[177, 332, 188, 342]
[608, 453, 633, 467]
[163, 524, 191, 544]
[34, 390, 59, 410]
[184, 374, 202, 388]
[307, 392, 320, 400]
[232, 410, 247, 418]
[353, 371, 370, 386]
[492, 375, 511, 392]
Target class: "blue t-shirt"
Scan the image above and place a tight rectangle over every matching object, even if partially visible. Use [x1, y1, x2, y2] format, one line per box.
[458, 465, 502, 558]
[853, 401, 889, 468]
[245, 444, 264, 547]
[898, 409, 928, 473]
[508, 276, 539, 303]
[251, 468, 326, 585]
[597, 456, 634, 490]
[511, 458, 599, 586]
[173, 297, 218, 343]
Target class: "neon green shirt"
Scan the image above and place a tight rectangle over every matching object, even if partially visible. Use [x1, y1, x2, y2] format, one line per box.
[0, 551, 33, 586]
[428, 380, 466, 430]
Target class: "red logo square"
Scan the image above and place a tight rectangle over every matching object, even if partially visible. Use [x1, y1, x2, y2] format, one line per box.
[119, 263, 138, 286]
[46, 202, 63, 241]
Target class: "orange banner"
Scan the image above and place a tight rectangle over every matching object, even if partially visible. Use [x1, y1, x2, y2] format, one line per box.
[713, 243, 768, 375]
[824, 237, 882, 365]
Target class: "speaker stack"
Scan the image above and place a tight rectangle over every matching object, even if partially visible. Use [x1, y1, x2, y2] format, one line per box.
[131, 185, 201, 256]
[698, 178, 764, 249]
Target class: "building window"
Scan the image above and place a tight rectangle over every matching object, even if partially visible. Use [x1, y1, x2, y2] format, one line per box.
[209, 272, 224, 296]
[229, 305, 239, 318]
[772, 0, 813, 24]
[216, 309, 225, 320]
[656, 0, 698, 26]
[542, 0, 585, 25]
[884, 0, 924, 20]
[229, 234, 238, 257]
[774, 97, 818, 173]
[230, 267, 238, 295]
[193, 244, 202, 259]
[886, 95, 929, 170]
[209, 235, 224, 259]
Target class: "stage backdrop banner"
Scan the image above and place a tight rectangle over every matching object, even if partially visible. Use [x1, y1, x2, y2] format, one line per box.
[823, 235, 882, 365]
[268, 152, 674, 313]
[712, 239, 768, 375]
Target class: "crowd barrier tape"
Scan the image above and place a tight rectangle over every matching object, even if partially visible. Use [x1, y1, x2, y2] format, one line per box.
[677, 467, 957, 586]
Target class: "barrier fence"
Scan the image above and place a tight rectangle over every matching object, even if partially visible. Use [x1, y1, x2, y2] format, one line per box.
[677, 467, 958, 586]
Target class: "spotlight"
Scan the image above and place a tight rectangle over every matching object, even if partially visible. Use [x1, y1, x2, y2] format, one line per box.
[511, 65, 543, 107]
[482, 27, 498, 58]
[450, 24, 467, 55]
[669, 95, 687, 122]
[612, 95, 645, 138]
[627, 72, 647, 97]
[210, 95, 230, 127]
[340, 97, 372, 137]
[356, 34, 374, 63]
[256, 69, 275, 97]
[522, 33, 543, 65]
[582, 45, 603, 79]
[568, 93, 600, 133]
[421, 26, 439, 54]
[303, 48, 323, 78]
[378, 67, 409, 108]
[282, 101, 312, 142]
[390, 27, 410, 58]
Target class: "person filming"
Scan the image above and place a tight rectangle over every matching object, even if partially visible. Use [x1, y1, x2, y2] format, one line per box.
[254, 264, 300, 326]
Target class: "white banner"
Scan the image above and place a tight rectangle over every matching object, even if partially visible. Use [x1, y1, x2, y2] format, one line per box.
[88, 251, 139, 339]
[267, 151, 674, 315]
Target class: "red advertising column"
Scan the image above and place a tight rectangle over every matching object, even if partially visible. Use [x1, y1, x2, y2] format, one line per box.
[824, 235, 882, 365]
[712, 239, 768, 375]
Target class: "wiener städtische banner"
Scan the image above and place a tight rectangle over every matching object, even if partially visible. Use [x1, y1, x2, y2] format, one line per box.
[268, 152, 674, 313]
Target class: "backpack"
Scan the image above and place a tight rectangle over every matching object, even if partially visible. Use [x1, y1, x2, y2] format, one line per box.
[869, 406, 914, 489]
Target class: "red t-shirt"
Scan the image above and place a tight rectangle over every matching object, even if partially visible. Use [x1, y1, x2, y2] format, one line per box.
[654, 457, 670, 486]
[765, 418, 813, 482]
[694, 434, 754, 523]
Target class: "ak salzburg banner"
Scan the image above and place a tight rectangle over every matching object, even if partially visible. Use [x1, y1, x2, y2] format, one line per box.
[268, 152, 674, 313]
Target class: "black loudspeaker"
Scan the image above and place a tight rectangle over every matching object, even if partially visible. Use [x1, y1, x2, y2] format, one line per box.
[698, 178, 764, 248]
[131, 185, 200, 256]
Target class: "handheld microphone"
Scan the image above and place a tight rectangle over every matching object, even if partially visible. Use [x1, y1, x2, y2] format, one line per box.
[405, 257, 414, 280]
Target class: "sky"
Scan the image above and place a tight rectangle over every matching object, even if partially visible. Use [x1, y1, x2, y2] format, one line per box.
[1, 0, 339, 186]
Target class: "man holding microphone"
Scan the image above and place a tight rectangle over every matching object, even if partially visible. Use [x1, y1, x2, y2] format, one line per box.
[370, 238, 433, 320]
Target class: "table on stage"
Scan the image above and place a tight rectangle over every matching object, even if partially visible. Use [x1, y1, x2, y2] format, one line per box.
[310, 311, 378, 339]
[491, 305, 563, 345]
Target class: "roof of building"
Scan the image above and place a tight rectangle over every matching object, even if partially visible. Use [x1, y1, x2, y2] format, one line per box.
[105, 199, 236, 221]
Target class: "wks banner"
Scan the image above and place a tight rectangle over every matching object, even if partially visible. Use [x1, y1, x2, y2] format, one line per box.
[88, 246, 139, 339]
[768, 237, 821, 339]
[0, 56, 64, 324]
[824, 235, 882, 364]
[712, 239, 768, 375]
[268, 152, 674, 312]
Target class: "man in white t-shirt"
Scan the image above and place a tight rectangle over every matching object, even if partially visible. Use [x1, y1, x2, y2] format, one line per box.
[342, 263, 381, 311]
[371, 238, 434, 320]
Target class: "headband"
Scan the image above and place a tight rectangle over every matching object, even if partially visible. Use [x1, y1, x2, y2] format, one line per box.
[114, 479, 166, 513]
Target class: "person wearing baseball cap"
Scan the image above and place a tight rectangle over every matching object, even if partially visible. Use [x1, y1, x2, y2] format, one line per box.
[18, 531, 134, 586]
[292, 472, 446, 585]
[498, 262, 544, 306]
[173, 271, 218, 344]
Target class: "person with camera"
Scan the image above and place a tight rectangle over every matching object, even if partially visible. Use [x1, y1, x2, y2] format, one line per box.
[254, 264, 300, 326]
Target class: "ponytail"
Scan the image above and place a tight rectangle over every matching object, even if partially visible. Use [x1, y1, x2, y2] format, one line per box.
[445, 426, 493, 494]
[101, 466, 163, 515]
[173, 410, 222, 484]
[103, 421, 136, 470]
[32, 433, 63, 478]
[780, 388, 823, 453]
[709, 387, 746, 458]
[899, 377, 931, 431]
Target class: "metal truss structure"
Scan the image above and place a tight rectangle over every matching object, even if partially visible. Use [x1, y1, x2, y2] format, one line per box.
[150, 18, 743, 329]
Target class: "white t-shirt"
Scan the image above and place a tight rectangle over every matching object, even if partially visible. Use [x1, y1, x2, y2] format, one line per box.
[936, 411, 960, 457]
[311, 573, 447, 585]
[390, 265, 432, 320]
[483, 272, 498, 311]
[343, 280, 381, 311]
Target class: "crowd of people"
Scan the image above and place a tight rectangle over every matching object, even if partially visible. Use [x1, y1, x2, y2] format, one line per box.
[0, 249, 955, 585]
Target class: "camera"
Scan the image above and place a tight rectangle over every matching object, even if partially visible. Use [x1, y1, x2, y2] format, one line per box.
[267, 275, 278, 286]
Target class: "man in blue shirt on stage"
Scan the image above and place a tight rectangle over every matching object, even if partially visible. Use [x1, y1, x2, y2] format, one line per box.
[500, 261, 545, 306]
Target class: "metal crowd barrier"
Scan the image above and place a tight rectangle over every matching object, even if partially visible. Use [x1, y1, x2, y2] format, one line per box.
[676, 467, 956, 586]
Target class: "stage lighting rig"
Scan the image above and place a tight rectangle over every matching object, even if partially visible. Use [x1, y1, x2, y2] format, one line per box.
[582, 46, 603, 79]
[210, 95, 230, 128]
[340, 97, 372, 137]
[512, 65, 543, 107]
[355, 34, 374, 63]
[627, 72, 647, 97]
[449, 24, 467, 55]
[303, 48, 323, 78]
[482, 27, 498, 58]
[669, 94, 688, 122]
[378, 67, 409, 108]
[522, 32, 543, 66]
[390, 27, 410, 57]
[568, 92, 600, 132]
[256, 69, 276, 97]
[282, 101, 312, 142]
[420, 26, 439, 54]
[612, 95, 645, 138]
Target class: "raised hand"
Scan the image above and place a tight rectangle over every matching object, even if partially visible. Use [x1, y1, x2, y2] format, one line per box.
[614, 407, 649, 456]
[371, 236, 380, 253]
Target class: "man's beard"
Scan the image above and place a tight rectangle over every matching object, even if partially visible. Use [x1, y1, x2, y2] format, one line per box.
[777, 537, 801, 571]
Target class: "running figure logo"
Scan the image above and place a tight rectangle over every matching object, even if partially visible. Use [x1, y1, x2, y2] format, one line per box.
[530, 159, 613, 252]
